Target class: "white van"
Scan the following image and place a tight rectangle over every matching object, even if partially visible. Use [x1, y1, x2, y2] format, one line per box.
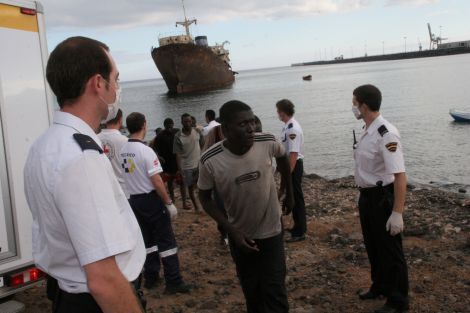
[0, 0, 52, 311]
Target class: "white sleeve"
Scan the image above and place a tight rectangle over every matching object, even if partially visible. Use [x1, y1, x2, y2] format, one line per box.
[381, 132, 406, 174]
[286, 128, 302, 153]
[143, 146, 163, 177]
[54, 153, 133, 266]
[197, 160, 214, 190]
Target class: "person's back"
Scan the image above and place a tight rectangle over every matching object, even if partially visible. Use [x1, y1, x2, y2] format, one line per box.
[119, 112, 192, 294]
[156, 127, 179, 174]
[98, 109, 129, 197]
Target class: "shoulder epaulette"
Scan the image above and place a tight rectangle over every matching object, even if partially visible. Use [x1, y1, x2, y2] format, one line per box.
[254, 133, 276, 142]
[287, 123, 293, 129]
[73, 134, 103, 154]
[201, 144, 223, 164]
[378, 125, 388, 137]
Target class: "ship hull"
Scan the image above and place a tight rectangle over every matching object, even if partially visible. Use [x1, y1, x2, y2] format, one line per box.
[152, 43, 235, 94]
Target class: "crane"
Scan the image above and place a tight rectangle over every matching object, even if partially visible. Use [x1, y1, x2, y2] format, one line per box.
[427, 23, 447, 49]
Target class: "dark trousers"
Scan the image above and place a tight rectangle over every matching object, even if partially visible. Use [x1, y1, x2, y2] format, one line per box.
[129, 191, 182, 287]
[359, 184, 409, 310]
[47, 275, 146, 313]
[290, 159, 306, 236]
[229, 233, 289, 313]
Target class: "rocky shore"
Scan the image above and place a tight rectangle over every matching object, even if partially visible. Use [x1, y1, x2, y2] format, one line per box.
[17, 175, 470, 312]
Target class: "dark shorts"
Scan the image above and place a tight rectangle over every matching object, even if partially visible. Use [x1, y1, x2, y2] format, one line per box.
[183, 168, 198, 187]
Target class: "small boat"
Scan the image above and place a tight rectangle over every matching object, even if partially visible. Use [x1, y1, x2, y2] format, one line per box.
[449, 109, 470, 122]
[302, 75, 312, 81]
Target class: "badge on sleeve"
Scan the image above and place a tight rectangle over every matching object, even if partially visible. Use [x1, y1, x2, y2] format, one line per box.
[385, 142, 398, 152]
[289, 134, 297, 140]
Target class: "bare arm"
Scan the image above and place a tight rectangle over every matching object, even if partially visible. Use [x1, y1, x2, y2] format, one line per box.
[276, 154, 294, 214]
[199, 189, 258, 252]
[150, 173, 171, 204]
[392, 172, 407, 213]
[289, 152, 298, 173]
[175, 154, 183, 173]
[85, 257, 143, 313]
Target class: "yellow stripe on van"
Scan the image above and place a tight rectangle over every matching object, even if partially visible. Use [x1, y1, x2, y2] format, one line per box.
[0, 3, 38, 32]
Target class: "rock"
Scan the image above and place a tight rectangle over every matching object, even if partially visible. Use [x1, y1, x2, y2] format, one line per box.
[199, 300, 219, 310]
[458, 188, 467, 193]
[447, 295, 457, 304]
[185, 299, 197, 308]
[413, 285, 425, 293]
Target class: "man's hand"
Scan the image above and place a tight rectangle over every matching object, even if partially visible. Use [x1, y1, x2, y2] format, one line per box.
[229, 230, 259, 253]
[165, 203, 178, 219]
[386, 211, 404, 236]
[282, 194, 294, 215]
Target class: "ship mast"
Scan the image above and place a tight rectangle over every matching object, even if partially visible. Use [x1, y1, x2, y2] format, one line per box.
[175, 0, 197, 38]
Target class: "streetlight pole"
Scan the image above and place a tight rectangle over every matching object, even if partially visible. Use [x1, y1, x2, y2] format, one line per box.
[382, 41, 385, 55]
[404, 36, 407, 53]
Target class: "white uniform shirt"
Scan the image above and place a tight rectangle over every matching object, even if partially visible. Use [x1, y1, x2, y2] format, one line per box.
[24, 112, 145, 293]
[202, 120, 220, 137]
[354, 115, 406, 188]
[119, 139, 163, 195]
[98, 129, 129, 198]
[280, 117, 304, 159]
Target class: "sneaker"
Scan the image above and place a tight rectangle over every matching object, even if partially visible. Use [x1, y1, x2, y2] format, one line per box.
[164, 282, 194, 295]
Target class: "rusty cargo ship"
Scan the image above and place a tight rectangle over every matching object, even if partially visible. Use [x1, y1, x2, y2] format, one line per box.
[151, 5, 235, 94]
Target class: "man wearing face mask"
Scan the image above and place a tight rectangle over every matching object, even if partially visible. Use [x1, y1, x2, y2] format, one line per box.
[352, 84, 409, 313]
[24, 37, 146, 313]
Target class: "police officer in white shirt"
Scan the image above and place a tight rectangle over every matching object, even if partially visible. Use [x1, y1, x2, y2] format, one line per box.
[23, 37, 146, 313]
[98, 108, 130, 198]
[276, 99, 307, 242]
[352, 85, 409, 313]
[120, 112, 193, 295]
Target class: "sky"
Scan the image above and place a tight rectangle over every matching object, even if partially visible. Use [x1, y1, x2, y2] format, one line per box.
[40, 0, 470, 81]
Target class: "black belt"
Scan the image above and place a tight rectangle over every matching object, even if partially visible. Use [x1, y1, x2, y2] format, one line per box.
[359, 183, 393, 196]
[130, 190, 156, 199]
[48, 275, 145, 312]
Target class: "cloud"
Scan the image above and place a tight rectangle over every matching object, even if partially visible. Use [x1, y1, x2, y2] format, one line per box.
[386, 0, 439, 6]
[40, 0, 371, 30]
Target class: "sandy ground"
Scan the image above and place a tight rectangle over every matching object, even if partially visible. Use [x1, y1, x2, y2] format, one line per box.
[15, 175, 470, 313]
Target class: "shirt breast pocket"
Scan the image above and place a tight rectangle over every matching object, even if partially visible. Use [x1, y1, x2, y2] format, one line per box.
[359, 149, 379, 172]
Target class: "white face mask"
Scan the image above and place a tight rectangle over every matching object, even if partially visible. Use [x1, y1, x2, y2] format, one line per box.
[101, 85, 121, 123]
[352, 105, 362, 120]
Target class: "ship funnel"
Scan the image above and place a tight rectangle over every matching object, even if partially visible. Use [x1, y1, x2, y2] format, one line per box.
[195, 36, 208, 47]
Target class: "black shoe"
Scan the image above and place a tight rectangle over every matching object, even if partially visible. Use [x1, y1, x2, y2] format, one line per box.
[358, 290, 381, 300]
[164, 282, 194, 295]
[374, 304, 408, 313]
[285, 234, 306, 243]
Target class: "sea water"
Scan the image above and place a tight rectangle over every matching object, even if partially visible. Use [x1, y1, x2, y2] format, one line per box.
[120, 54, 470, 188]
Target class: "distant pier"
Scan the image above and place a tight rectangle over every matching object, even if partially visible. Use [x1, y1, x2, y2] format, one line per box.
[292, 46, 470, 67]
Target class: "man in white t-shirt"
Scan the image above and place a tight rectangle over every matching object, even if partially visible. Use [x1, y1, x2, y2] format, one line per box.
[202, 109, 220, 137]
[120, 112, 192, 295]
[98, 109, 129, 198]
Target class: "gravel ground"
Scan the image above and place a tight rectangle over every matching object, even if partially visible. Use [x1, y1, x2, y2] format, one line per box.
[15, 175, 470, 312]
